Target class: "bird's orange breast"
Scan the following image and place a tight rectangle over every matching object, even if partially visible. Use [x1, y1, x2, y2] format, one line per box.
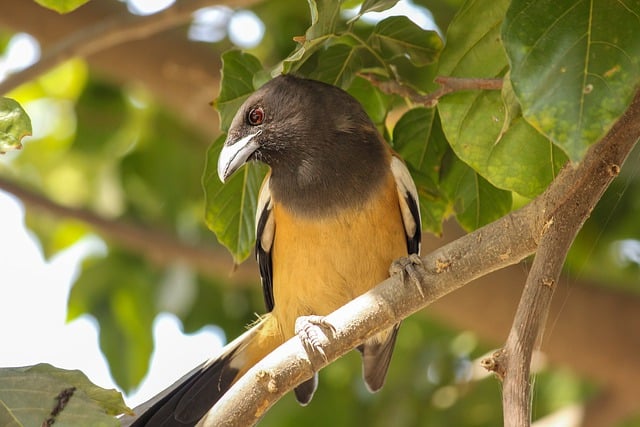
[270, 171, 407, 338]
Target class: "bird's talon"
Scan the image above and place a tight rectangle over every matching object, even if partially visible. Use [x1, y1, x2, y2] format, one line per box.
[390, 254, 425, 298]
[295, 315, 335, 365]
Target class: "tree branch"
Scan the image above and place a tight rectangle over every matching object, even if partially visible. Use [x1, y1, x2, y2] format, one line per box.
[482, 88, 640, 426]
[0, 176, 255, 281]
[359, 74, 503, 107]
[0, 0, 252, 95]
[199, 89, 640, 427]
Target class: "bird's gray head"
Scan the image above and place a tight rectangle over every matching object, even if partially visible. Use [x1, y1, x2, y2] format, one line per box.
[217, 74, 381, 184]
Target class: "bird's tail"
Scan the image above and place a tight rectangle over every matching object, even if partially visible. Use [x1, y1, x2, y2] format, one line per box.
[124, 315, 282, 427]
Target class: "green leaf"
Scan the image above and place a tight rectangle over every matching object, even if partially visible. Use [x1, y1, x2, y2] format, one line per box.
[0, 363, 130, 427]
[277, 0, 346, 75]
[0, 97, 32, 154]
[349, 0, 400, 23]
[440, 151, 512, 230]
[437, 0, 566, 198]
[346, 76, 392, 126]
[306, 0, 343, 40]
[202, 135, 268, 263]
[279, 0, 346, 75]
[215, 51, 264, 132]
[24, 214, 90, 259]
[393, 108, 449, 234]
[68, 253, 158, 392]
[369, 16, 443, 67]
[34, 0, 90, 13]
[305, 42, 363, 87]
[503, 0, 640, 162]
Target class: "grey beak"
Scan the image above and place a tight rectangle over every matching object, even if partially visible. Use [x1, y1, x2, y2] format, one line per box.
[217, 131, 261, 182]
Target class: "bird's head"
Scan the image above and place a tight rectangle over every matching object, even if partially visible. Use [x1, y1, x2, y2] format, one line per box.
[217, 74, 381, 184]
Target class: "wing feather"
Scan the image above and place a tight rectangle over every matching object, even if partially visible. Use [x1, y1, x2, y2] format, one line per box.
[390, 155, 421, 255]
[255, 174, 275, 311]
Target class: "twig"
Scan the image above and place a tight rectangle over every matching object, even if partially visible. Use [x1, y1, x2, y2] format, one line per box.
[195, 89, 640, 427]
[0, 176, 252, 281]
[359, 74, 503, 107]
[0, 0, 221, 95]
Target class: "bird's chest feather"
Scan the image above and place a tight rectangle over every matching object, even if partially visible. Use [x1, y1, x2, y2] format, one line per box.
[270, 174, 407, 337]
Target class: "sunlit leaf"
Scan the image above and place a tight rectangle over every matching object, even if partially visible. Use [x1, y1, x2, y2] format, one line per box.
[368, 16, 442, 67]
[0, 363, 130, 427]
[348, 0, 400, 23]
[306, 0, 343, 40]
[357, 0, 399, 15]
[202, 135, 268, 264]
[215, 51, 263, 132]
[0, 98, 31, 154]
[503, 0, 640, 162]
[24, 214, 90, 259]
[437, 0, 566, 198]
[34, 0, 91, 13]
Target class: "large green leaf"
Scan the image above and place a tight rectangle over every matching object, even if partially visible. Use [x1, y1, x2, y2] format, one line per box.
[202, 135, 268, 264]
[437, 0, 567, 199]
[368, 16, 442, 67]
[0, 363, 129, 427]
[503, 0, 640, 162]
[393, 107, 449, 235]
[0, 98, 31, 154]
[215, 51, 264, 132]
[34, 0, 90, 13]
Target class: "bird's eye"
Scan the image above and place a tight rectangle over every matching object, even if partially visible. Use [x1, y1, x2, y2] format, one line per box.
[247, 107, 265, 126]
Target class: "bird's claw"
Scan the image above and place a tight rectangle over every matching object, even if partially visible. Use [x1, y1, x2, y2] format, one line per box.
[389, 254, 425, 298]
[295, 315, 336, 366]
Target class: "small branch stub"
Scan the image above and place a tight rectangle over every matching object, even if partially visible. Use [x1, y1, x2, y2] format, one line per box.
[481, 349, 507, 381]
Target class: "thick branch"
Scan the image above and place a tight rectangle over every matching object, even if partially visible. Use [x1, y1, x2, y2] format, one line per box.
[484, 87, 634, 425]
[200, 89, 640, 426]
[498, 210, 591, 425]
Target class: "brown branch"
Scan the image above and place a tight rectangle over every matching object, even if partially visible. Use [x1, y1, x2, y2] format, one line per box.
[0, 0, 262, 96]
[482, 89, 640, 427]
[360, 74, 503, 107]
[0, 176, 253, 281]
[198, 89, 640, 426]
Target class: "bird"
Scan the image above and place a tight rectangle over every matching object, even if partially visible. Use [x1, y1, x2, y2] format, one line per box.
[127, 74, 421, 426]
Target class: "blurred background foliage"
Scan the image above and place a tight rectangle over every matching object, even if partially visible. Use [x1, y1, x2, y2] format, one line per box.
[0, 0, 639, 426]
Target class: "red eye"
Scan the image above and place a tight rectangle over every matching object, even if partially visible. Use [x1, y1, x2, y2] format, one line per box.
[247, 107, 264, 126]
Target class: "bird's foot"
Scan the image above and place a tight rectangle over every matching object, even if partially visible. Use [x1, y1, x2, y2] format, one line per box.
[295, 315, 336, 366]
[389, 254, 425, 298]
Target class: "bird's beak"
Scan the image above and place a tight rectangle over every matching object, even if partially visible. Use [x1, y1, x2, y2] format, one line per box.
[217, 131, 261, 182]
